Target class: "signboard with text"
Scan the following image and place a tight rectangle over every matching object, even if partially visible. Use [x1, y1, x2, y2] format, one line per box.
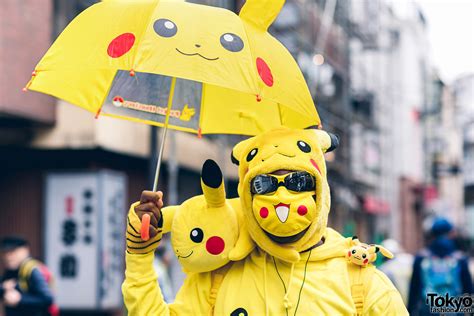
[44, 171, 127, 310]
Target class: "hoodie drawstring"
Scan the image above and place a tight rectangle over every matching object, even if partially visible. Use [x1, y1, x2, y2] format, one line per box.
[283, 262, 295, 309]
[263, 252, 269, 316]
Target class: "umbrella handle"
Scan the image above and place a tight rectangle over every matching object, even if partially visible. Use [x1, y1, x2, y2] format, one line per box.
[140, 214, 151, 241]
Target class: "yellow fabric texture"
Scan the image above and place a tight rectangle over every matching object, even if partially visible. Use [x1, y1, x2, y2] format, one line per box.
[123, 228, 408, 315]
[27, 0, 320, 135]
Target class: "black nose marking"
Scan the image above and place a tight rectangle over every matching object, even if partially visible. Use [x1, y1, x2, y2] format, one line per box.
[195, 44, 201, 48]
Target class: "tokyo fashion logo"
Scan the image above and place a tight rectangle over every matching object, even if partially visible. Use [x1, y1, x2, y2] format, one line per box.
[426, 293, 473, 314]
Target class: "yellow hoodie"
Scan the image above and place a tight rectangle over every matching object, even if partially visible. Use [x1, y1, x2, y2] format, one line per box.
[122, 127, 408, 315]
[123, 228, 407, 315]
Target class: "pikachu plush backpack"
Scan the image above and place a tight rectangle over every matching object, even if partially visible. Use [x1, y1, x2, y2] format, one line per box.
[345, 236, 394, 315]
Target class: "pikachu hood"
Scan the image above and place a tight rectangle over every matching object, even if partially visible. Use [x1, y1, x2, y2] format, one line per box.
[231, 127, 339, 263]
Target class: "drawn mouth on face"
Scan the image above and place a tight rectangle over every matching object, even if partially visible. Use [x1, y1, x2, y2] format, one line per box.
[177, 250, 193, 259]
[274, 202, 290, 223]
[175, 48, 219, 61]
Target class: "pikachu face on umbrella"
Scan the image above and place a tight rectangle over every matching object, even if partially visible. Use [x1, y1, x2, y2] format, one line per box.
[28, 0, 320, 134]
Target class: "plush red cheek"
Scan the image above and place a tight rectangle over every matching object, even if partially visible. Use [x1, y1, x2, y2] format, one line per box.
[348, 251, 351, 257]
[363, 259, 369, 265]
[206, 236, 225, 255]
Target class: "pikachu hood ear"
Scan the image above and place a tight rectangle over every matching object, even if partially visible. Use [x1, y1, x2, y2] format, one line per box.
[239, 0, 285, 31]
[201, 159, 226, 208]
[306, 127, 339, 153]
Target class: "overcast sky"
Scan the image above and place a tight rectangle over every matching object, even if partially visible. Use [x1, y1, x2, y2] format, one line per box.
[415, 0, 473, 83]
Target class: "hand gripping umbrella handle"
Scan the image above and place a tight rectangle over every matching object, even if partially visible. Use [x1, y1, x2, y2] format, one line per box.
[141, 214, 151, 241]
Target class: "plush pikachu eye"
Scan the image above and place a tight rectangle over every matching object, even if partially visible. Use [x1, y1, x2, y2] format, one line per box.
[297, 140, 311, 153]
[351, 249, 356, 254]
[220, 33, 244, 52]
[190, 228, 204, 243]
[246, 148, 258, 162]
[154, 19, 178, 38]
[362, 253, 367, 259]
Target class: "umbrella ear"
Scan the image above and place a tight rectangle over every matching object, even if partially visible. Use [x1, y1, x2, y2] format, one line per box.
[239, 0, 285, 31]
[231, 136, 255, 166]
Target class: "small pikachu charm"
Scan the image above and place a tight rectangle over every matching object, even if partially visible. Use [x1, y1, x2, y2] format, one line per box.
[346, 236, 394, 267]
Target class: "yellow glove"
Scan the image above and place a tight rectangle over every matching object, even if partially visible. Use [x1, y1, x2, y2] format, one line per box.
[126, 191, 163, 254]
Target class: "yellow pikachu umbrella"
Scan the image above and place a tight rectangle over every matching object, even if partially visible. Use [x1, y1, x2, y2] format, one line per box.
[26, 0, 321, 239]
[26, 0, 320, 136]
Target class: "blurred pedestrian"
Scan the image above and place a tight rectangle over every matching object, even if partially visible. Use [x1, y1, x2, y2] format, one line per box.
[407, 217, 473, 315]
[0, 236, 57, 316]
[379, 239, 413, 304]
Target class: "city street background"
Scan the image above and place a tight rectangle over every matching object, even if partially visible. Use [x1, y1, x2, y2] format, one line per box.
[0, 0, 473, 315]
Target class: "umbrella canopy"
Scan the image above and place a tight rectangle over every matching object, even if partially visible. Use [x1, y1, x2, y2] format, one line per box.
[26, 0, 321, 136]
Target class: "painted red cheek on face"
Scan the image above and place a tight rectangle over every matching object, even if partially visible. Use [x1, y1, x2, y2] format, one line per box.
[363, 259, 369, 264]
[310, 159, 321, 174]
[260, 207, 269, 218]
[297, 205, 308, 216]
[206, 236, 225, 255]
[107, 33, 135, 58]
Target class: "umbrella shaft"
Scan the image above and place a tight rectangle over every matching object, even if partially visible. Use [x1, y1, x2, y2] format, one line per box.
[152, 77, 177, 192]
[152, 125, 168, 192]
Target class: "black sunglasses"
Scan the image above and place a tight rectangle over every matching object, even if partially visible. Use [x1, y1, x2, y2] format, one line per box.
[250, 171, 316, 195]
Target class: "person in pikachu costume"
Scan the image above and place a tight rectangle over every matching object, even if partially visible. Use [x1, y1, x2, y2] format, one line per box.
[123, 127, 408, 315]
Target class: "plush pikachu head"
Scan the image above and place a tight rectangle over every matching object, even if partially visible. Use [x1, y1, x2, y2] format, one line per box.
[231, 127, 339, 263]
[346, 237, 394, 267]
[161, 159, 254, 273]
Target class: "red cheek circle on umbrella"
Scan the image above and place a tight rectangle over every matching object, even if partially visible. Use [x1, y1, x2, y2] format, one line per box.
[297, 205, 308, 216]
[256, 57, 273, 87]
[206, 236, 225, 255]
[107, 33, 135, 58]
[259, 207, 269, 218]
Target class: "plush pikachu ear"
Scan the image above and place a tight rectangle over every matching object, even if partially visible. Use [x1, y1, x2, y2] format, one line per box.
[161, 205, 178, 234]
[201, 159, 226, 208]
[230, 136, 255, 166]
[307, 128, 340, 153]
[375, 246, 394, 259]
[239, 0, 285, 31]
